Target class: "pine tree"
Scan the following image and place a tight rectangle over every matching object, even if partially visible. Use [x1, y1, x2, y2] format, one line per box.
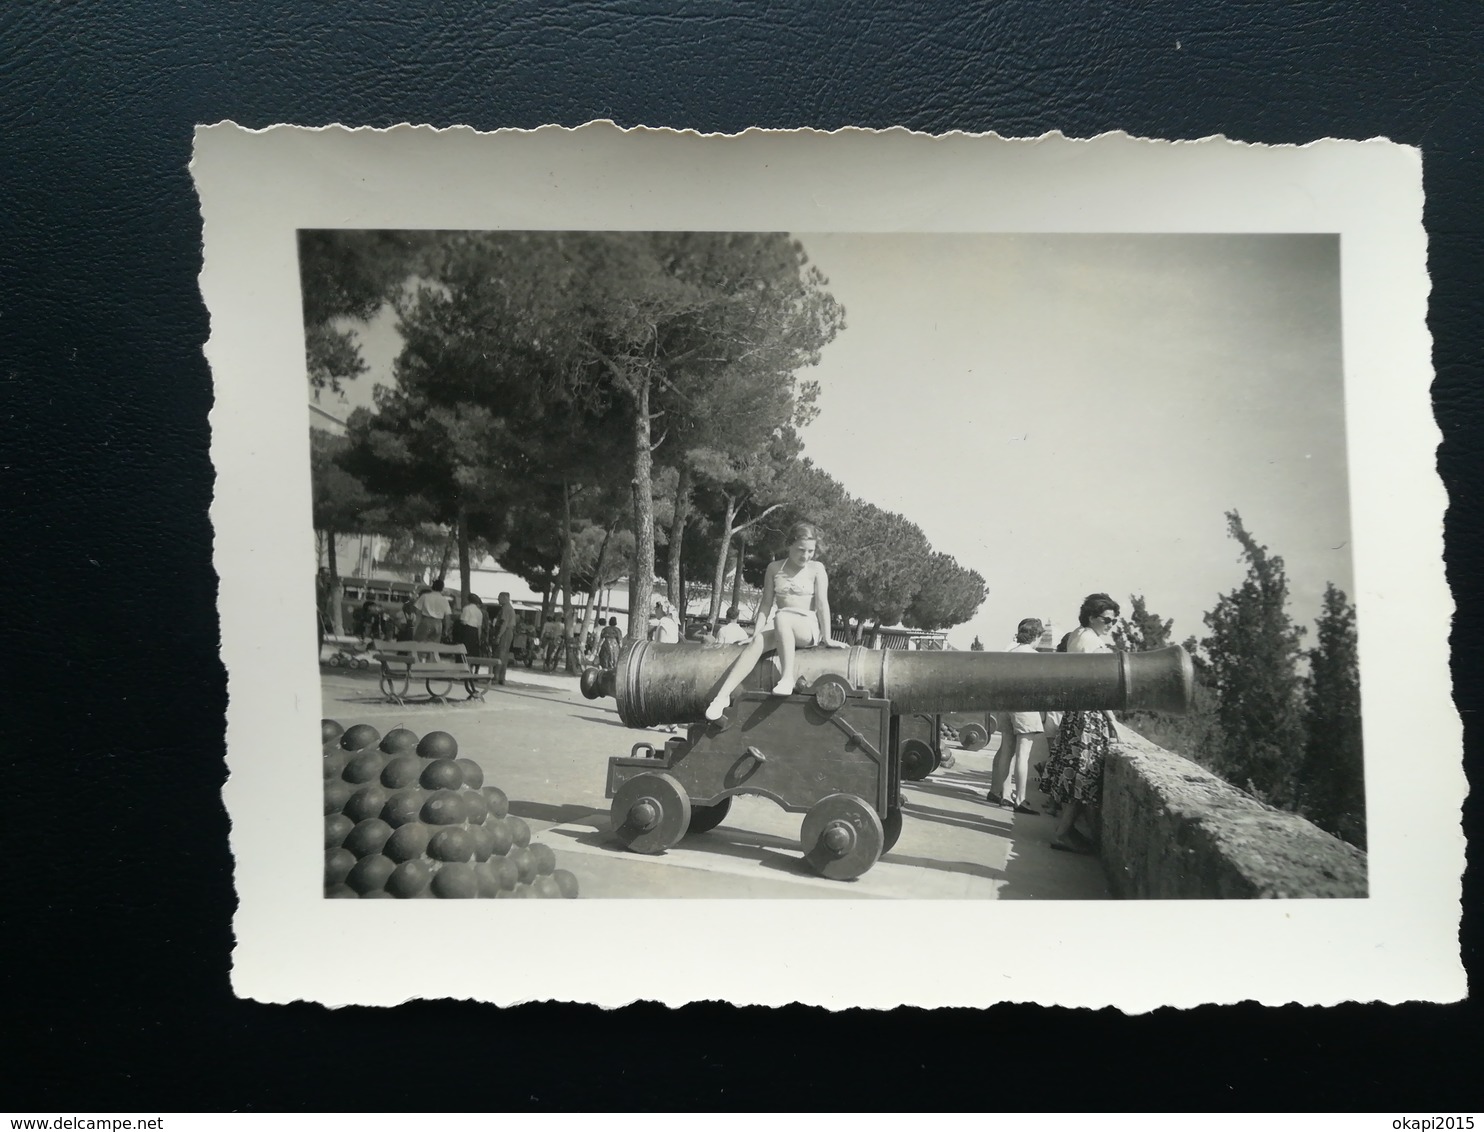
[1200, 511, 1307, 807]
[1299, 584, 1366, 847]
[1111, 594, 1173, 652]
[970, 635, 984, 651]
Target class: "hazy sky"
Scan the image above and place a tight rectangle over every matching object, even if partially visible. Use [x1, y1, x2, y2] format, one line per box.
[324, 232, 1353, 652]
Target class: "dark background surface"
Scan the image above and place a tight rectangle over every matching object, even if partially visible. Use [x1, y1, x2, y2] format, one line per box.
[4, 1, 1478, 1111]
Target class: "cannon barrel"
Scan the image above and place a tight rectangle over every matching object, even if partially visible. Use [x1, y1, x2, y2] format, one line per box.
[581, 641, 1195, 728]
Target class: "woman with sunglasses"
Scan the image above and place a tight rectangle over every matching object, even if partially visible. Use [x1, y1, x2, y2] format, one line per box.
[1042, 593, 1122, 853]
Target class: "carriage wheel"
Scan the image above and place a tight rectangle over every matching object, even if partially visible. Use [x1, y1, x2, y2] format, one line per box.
[610, 772, 692, 855]
[686, 796, 733, 836]
[881, 808, 903, 854]
[899, 738, 937, 781]
[959, 722, 989, 751]
[801, 793, 884, 880]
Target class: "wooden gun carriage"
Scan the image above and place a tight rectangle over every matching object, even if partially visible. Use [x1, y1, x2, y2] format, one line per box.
[581, 641, 1193, 880]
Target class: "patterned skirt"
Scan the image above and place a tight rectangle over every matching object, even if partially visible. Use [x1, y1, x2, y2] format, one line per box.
[1041, 710, 1114, 807]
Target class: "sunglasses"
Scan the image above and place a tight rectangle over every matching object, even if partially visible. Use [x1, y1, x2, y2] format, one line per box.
[1096, 613, 1119, 623]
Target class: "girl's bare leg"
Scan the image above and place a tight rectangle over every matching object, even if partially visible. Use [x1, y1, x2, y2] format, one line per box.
[771, 617, 805, 694]
[704, 629, 776, 721]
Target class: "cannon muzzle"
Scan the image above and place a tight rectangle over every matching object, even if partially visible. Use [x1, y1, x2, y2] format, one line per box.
[582, 642, 1195, 728]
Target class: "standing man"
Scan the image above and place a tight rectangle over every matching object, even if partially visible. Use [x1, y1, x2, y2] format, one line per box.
[715, 605, 749, 645]
[540, 610, 565, 670]
[412, 579, 453, 643]
[492, 593, 516, 683]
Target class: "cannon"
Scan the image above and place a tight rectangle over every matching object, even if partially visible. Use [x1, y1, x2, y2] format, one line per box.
[581, 641, 1194, 880]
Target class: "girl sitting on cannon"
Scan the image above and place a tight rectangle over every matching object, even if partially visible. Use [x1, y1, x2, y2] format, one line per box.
[704, 522, 848, 722]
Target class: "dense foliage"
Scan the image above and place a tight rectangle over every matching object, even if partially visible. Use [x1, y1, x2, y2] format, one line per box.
[305, 229, 987, 660]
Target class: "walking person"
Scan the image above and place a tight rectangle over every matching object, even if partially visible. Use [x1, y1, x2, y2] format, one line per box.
[704, 522, 848, 722]
[598, 616, 623, 670]
[1042, 594, 1122, 853]
[986, 618, 1048, 814]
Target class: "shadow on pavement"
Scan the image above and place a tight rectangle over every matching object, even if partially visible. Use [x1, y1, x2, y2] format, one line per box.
[899, 799, 1012, 840]
[507, 800, 604, 828]
[573, 714, 647, 730]
[878, 850, 1006, 884]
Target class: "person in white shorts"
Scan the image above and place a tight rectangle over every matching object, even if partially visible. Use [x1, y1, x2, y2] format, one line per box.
[986, 617, 1048, 815]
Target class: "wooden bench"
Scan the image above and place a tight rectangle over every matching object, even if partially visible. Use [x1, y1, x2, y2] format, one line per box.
[369, 639, 501, 706]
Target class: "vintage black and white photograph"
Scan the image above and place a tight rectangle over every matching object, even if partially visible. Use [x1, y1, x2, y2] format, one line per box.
[303, 226, 1366, 903]
[199, 124, 1459, 1008]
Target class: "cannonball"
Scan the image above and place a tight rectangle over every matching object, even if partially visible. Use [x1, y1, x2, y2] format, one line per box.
[379, 727, 420, 755]
[342, 749, 387, 785]
[454, 758, 484, 789]
[483, 817, 515, 858]
[323, 779, 353, 815]
[346, 853, 396, 895]
[325, 847, 356, 887]
[325, 812, 355, 849]
[529, 843, 557, 876]
[430, 862, 478, 899]
[386, 858, 433, 899]
[469, 824, 496, 862]
[507, 816, 531, 849]
[510, 846, 537, 885]
[323, 748, 350, 780]
[459, 790, 490, 826]
[380, 754, 423, 790]
[419, 758, 463, 791]
[481, 786, 509, 819]
[428, 827, 475, 864]
[342, 817, 394, 859]
[342, 784, 391, 825]
[339, 723, 381, 752]
[420, 790, 466, 826]
[383, 822, 432, 864]
[380, 788, 426, 829]
[416, 730, 458, 760]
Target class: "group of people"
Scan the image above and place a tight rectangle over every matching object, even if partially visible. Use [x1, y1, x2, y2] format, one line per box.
[983, 593, 1123, 854]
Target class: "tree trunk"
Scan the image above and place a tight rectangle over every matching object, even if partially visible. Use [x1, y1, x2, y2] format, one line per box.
[326, 532, 345, 636]
[579, 526, 613, 658]
[455, 503, 471, 600]
[709, 495, 739, 629]
[731, 531, 746, 610]
[437, 534, 453, 584]
[629, 376, 656, 643]
[559, 480, 579, 673]
[666, 462, 692, 606]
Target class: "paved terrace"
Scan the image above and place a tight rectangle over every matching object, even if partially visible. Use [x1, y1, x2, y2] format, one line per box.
[321, 664, 1108, 899]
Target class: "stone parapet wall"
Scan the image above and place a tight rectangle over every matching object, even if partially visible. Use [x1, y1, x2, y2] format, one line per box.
[1099, 729, 1367, 899]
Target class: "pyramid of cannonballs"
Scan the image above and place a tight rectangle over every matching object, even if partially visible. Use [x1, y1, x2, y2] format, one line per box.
[323, 720, 580, 899]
